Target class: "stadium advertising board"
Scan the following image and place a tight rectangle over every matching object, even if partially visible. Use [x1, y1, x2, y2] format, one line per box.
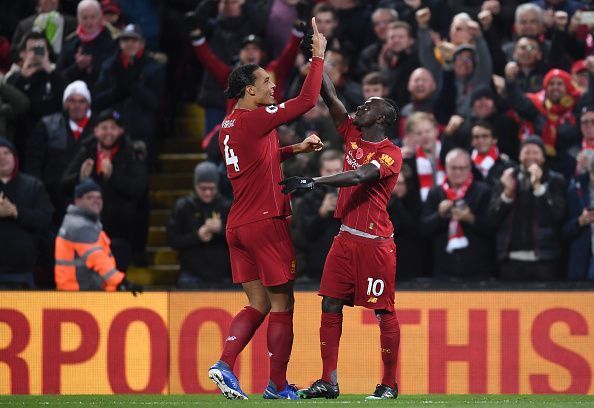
[1, 292, 592, 395]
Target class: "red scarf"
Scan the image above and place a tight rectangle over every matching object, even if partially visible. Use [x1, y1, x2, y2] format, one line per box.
[120, 49, 144, 68]
[76, 23, 104, 43]
[69, 111, 91, 141]
[416, 141, 444, 202]
[582, 139, 594, 152]
[471, 146, 499, 178]
[441, 175, 473, 253]
[525, 69, 580, 157]
[96, 144, 120, 175]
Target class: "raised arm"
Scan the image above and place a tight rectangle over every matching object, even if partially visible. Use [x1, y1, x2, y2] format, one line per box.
[320, 70, 349, 129]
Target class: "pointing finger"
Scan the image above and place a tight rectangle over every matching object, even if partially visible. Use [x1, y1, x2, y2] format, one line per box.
[312, 17, 319, 36]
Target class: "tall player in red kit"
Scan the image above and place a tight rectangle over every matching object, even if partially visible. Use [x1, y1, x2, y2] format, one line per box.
[280, 60, 403, 399]
[207, 18, 327, 400]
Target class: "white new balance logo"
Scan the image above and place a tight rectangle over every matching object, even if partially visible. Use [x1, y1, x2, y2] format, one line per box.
[226, 336, 237, 342]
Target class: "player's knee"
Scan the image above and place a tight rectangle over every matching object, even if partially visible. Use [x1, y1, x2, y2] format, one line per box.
[321, 296, 343, 313]
[250, 299, 272, 315]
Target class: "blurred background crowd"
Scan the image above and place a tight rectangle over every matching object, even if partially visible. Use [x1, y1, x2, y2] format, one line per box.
[1, 0, 594, 290]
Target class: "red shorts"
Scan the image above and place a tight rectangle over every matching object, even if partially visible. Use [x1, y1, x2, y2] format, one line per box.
[320, 231, 396, 311]
[226, 217, 296, 287]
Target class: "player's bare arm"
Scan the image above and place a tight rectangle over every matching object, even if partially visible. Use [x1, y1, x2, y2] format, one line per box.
[279, 163, 380, 194]
[320, 71, 349, 129]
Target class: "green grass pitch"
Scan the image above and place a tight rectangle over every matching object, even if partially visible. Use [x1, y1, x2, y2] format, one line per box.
[1, 395, 593, 407]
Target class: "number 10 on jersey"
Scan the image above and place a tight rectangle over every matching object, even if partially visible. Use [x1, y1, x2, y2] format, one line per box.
[223, 134, 239, 172]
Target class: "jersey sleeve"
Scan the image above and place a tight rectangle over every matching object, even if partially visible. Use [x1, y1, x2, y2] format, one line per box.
[371, 145, 402, 179]
[244, 57, 324, 136]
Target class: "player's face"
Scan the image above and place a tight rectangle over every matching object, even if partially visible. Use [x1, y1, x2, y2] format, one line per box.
[195, 182, 217, 203]
[249, 68, 276, 106]
[471, 126, 496, 154]
[353, 98, 382, 128]
[94, 120, 123, 149]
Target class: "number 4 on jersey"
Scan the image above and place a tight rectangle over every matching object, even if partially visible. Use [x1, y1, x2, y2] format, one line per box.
[223, 134, 239, 172]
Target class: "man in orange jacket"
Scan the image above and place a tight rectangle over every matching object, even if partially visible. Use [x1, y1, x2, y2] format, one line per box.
[55, 178, 142, 293]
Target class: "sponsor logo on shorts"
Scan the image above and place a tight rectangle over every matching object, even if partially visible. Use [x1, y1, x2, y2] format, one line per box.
[381, 348, 392, 354]
[226, 336, 237, 342]
[290, 260, 296, 274]
[367, 297, 378, 303]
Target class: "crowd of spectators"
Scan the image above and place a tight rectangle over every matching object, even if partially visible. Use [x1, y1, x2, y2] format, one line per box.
[2, 0, 594, 290]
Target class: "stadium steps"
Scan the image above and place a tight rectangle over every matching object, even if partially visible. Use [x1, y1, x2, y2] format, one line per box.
[127, 103, 205, 286]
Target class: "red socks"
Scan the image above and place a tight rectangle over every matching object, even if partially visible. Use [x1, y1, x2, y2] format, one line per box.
[220, 306, 266, 369]
[267, 311, 294, 390]
[320, 312, 343, 385]
[378, 312, 400, 389]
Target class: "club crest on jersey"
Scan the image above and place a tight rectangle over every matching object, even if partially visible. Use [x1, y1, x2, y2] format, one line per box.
[356, 148, 364, 160]
[265, 105, 278, 114]
[379, 153, 394, 166]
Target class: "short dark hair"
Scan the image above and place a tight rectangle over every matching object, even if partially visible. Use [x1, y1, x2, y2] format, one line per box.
[19, 30, 56, 62]
[387, 21, 412, 37]
[225, 64, 260, 100]
[362, 72, 386, 87]
[313, 3, 337, 19]
[378, 98, 399, 129]
[472, 120, 496, 138]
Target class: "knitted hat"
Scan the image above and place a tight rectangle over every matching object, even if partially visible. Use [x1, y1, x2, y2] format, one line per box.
[75, 178, 102, 198]
[194, 161, 220, 185]
[521, 135, 546, 156]
[63, 80, 91, 104]
[470, 85, 495, 105]
[0, 137, 16, 153]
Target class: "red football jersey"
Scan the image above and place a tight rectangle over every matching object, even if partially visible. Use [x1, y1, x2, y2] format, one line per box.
[219, 58, 324, 228]
[334, 117, 403, 237]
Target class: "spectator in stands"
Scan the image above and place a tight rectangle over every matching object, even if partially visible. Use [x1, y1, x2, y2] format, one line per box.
[387, 163, 427, 280]
[12, 0, 77, 58]
[356, 8, 399, 78]
[294, 98, 341, 151]
[311, 3, 340, 51]
[262, 0, 300, 58]
[488, 136, 567, 281]
[380, 21, 420, 108]
[572, 60, 589, 93]
[417, 9, 493, 116]
[420, 148, 495, 280]
[510, 36, 546, 93]
[575, 105, 594, 175]
[167, 162, 231, 289]
[296, 149, 342, 282]
[0, 74, 30, 142]
[398, 67, 437, 137]
[25, 80, 93, 225]
[361, 72, 388, 100]
[0, 137, 53, 288]
[443, 84, 520, 158]
[57, 0, 117, 89]
[403, 112, 445, 202]
[503, 4, 550, 61]
[94, 24, 165, 160]
[100, 0, 124, 29]
[328, 0, 374, 59]
[7, 31, 66, 160]
[61, 108, 147, 271]
[469, 121, 513, 186]
[563, 155, 594, 281]
[504, 63, 582, 177]
[55, 178, 142, 293]
[190, 0, 261, 132]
